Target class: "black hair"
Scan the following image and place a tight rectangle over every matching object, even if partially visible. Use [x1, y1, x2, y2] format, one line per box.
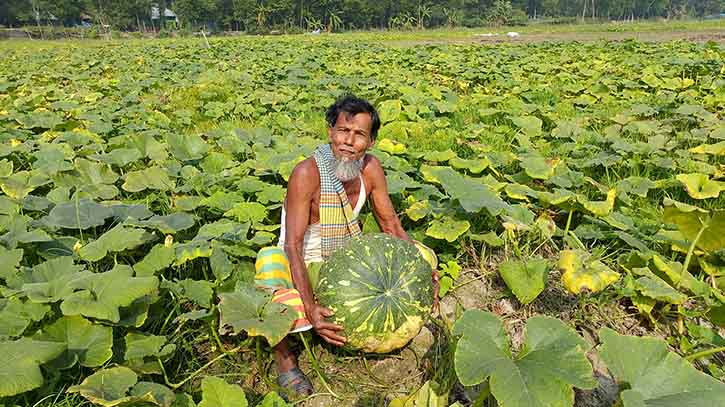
[325, 94, 381, 141]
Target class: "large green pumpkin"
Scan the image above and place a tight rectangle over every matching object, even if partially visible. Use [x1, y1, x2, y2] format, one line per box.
[316, 233, 434, 353]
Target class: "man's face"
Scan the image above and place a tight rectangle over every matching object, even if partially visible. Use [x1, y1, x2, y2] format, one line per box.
[328, 112, 374, 162]
[327, 112, 374, 182]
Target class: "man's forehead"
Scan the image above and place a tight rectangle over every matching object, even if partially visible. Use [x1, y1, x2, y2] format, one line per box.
[335, 111, 372, 128]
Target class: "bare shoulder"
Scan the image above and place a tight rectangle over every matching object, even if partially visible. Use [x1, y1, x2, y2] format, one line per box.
[288, 158, 319, 193]
[362, 153, 386, 188]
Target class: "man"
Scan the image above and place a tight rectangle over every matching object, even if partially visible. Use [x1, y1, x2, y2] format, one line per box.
[254, 95, 437, 397]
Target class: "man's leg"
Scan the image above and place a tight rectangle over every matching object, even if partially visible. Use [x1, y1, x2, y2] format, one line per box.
[274, 336, 297, 373]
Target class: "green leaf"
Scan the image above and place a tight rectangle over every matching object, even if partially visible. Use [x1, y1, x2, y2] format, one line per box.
[450, 157, 490, 174]
[34, 315, 113, 368]
[122, 167, 175, 193]
[425, 217, 470, 242]
[0, 170, 49, 200]
[519, 153, 557, 180]
[44, 199, 114, 230]
[162, 279, 213, 308]
[599, 328, 725, 407]
[511, 116, 543, 137]
[68, 366, 174, 407]
[218, 287, 295, 347]
[0, 297, 50, 337]
[676, 173, 723, 200]
[423, 149, 457, 163]
[166, 133, 209, 161]
[134, 244, 175, 277]
[0, 247, 22, 279]
[405, 200, 431, 221]
[79, 224, 155, 262]
[453, 310, 595, 407]
[89, 148, 143, 167]
[578, 189, 616, 217]
[124, 332, 176, 374]
[689, 141, 725, 156]
[127, 213, 195, 234]
[631, 268, 688, 304]
[422, 166, 509, 215]
[0, 338, 65, 397]
[61, 265, 158, 323]
[499, 258, 549, 305]
[199, 376, 248, 407]
[617, 177, 656, 198]
[210, 243, 234, 281]
[22, 256, 89, 303]
[175, 241, 213, 266]
[224, 202, 268, 224]
[664, 201, 725, 253]
[559, 250, 620, 295]
[258, 391, 289, 407]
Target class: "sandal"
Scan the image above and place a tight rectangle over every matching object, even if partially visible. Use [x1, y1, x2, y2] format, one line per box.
[277, 367, 314, 399]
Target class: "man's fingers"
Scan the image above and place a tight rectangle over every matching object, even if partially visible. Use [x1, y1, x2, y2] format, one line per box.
[315, 321, 344, 331]
[319, 306, 334, 317]
[319, 329, 346, 344]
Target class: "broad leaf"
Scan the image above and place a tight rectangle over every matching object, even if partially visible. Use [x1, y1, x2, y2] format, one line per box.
[218, 287, 295, 347]
[0, 338, 65, 397]
[559, 250, 620, 295]
[79, 224, 155, 262]
[0, 297, 50, 337]
[199, 376, 248, 407]
[453, 310, 595, 407]
[599, 328, 725, 407]
[134, 244, 175, 277]
[122, 167, 175, 193]
[44, 199, 114, 229]
[34, 315, 113, 368]
[676, 173, 723, 200]
[68, 366, 174, 407]
[127, 213, 195, 234]
[663, 201, 725, 253]
[499, 258, 549, 305]
[425, 217, 470, 242]
[61, 265, 158, 323]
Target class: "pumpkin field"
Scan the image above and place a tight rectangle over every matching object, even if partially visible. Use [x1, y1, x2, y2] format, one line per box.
[0, 31, 724, 406]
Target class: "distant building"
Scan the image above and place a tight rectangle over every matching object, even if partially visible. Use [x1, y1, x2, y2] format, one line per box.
[151, 6, 179, 24]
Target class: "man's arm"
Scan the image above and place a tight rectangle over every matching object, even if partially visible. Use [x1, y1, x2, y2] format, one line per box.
[283, 159, 346, 346]
[366, 155, 411, 241]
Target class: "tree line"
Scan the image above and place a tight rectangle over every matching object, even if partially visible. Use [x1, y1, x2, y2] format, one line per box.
[1, 0, 722, 33]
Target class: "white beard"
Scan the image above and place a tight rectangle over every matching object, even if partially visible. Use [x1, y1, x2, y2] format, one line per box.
[334, 156, 364, 182]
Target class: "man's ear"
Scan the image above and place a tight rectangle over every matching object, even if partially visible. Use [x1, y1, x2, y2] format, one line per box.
[327, 126, 334, 142]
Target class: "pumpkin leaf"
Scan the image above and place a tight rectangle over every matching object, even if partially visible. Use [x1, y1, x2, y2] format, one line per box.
[44, 199, 114, 230]
[0, 297, 50, 337]
[599, 327, 725, 406]
[33, 315, 113, 369]
[0, 338, 66, 397]
[676, 173, 723, 200]
[68, 366, 174, 407]
[499, 258, 549, 305]
[127, 213, 195, 234]
[425, 217, 470, 242]
[199, 376, 248, 407]
[60, 265, 158, 323]
[218, 286, 295, 347]
[453, 310, 596, 407]
[559, 249, 620, 295]
[122, 167, 175, 193]
[79, 224, 155, 262]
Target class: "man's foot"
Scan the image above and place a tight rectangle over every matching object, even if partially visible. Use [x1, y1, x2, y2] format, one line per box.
[277, 367, 314, 399]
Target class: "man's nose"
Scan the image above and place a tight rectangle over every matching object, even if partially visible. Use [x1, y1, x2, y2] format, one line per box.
[342, 132, 354, 145]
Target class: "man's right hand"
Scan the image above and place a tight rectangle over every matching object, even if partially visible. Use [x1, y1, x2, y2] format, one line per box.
[306, 303, 346, 347]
